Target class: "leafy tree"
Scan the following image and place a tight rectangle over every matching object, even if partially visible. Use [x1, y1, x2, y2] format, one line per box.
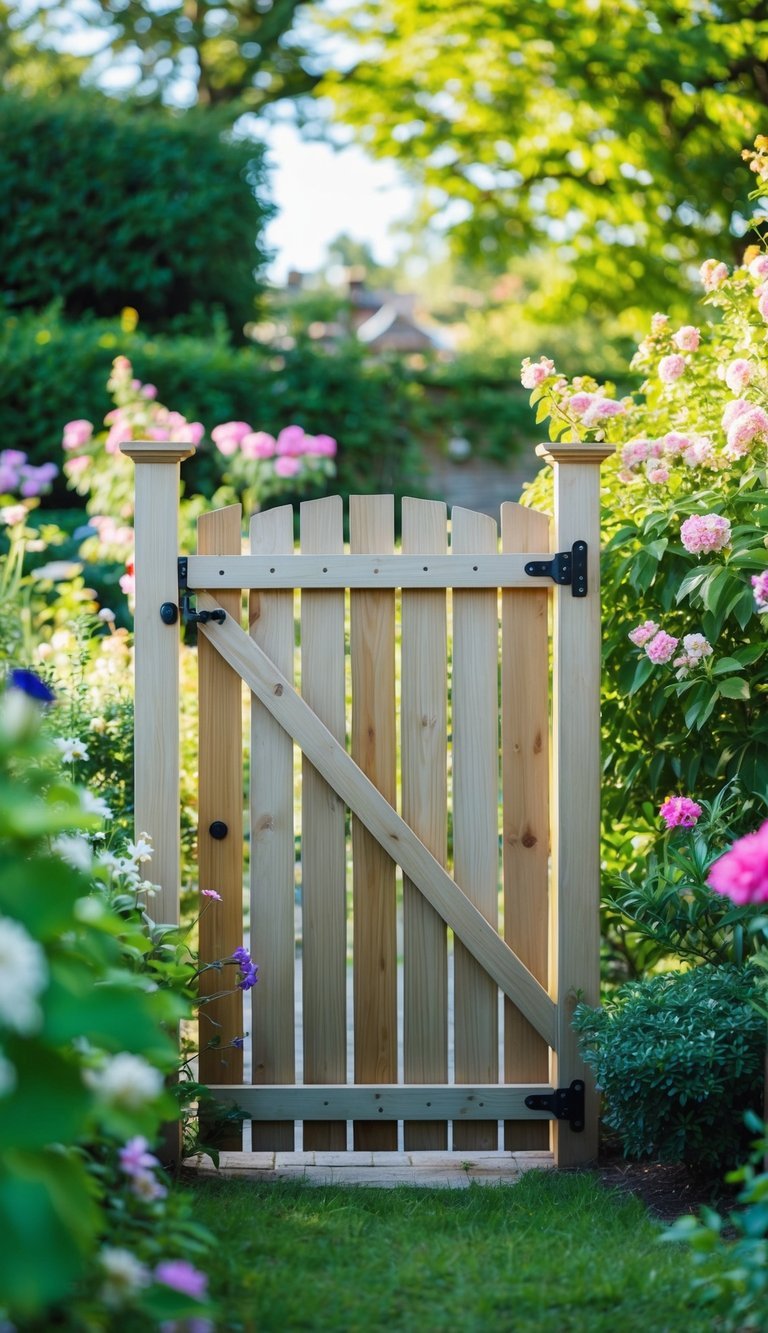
[318, 0, 768, 319]
[5, 0, 319, 111]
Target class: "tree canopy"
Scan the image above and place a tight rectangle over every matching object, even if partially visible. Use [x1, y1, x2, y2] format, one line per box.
[318, 0, 768, 318]
[4, 0, 320, 111]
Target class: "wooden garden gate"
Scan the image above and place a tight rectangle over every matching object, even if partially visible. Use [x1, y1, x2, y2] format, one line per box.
[123, 440, 612, 1168]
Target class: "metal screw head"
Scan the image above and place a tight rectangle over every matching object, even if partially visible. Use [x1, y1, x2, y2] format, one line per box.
[209, 821, 228, 840]
[160, 602, 179, 625]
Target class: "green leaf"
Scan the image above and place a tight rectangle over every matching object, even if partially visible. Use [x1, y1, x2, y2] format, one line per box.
[718, 677, 750, 701]
[711, 657, 744, 675]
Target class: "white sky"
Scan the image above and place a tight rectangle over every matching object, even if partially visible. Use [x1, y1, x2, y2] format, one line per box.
[257, 120, 416, 282]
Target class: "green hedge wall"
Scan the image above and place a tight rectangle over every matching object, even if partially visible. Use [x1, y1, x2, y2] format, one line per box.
[0, 94, 272, 332]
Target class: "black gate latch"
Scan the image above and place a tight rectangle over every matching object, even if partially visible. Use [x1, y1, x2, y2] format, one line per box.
[524, 1080, 585, 1132]
[524, 541, 587, 597]
[160, 557, 226, 627]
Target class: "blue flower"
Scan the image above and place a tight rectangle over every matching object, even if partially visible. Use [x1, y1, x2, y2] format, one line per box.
[7, 669, 55, 703]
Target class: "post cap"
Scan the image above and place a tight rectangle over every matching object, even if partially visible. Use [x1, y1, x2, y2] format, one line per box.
[535, 442, 615, 466]
[120, 439, 197, 465]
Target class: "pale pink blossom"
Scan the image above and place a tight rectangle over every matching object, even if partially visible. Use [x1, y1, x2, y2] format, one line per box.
[274, 456, 301, 478]
[699, 259, 728, 291]
[749, 255, 768, 280]
[62, 419, 93, 451]
[119, 1136, 160, 1178]
[567, 392, 594, 416]
[724, 359, 753, 394]
[672, 326, 700, 352]
[663, 432, 690, 455]
[682, 633, 713, 661]
[211, 422, 252, 457]
[708, 820, 768, 905]
[154, 1260, 208, 1301]
[621, 440, 650, 468]
[141, 383, 158, 400]
[520, 356, 555, 389]
[752, 570, 768, 611]
[658, 354, 686, 384]
[721, 398, 752, 431]
[186, 422, 205, 447]
[65, 455, 90, 477]
[628, 620, 660, 647]
[680, 513, 731, 555]
[726, 405, 768, 458]
[651, 312, 670, 332]
[659, 795, 703, 829]
[646, 631, 679, 664]
[581, 397, 625, 427]
[240, 431, 276, 460]
[758, 287, 768, 322]
[682, 437, 715, 468]
[0, 503, 28, 526]
[645, 463, 670, 484]
[201, 889, 222, 901]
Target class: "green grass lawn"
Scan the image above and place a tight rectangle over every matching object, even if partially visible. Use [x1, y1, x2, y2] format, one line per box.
[185, 1169, 717, 1331]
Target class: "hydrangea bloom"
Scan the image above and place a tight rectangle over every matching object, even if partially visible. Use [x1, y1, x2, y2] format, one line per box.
[645, 631, 679, 664]
[659, 795, 703, 828]
[658, 354, 686, 383]
[628, 620, 659, 647]
[708, 820, 768, 904]
[680, 513, 731, 555]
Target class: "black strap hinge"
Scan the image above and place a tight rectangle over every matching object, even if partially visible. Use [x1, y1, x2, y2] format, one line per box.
[524, 541, 587, 597]
[169, 556, 226, 627]
[524, 1080, 585, 1132]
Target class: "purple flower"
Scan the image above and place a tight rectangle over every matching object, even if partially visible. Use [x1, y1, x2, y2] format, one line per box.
[231, 946, 250, 965]
[201, 889, 222, 901]
[7, 669, 55, 703]
[154, 1260, 208, 1301]
[119, 1136, 160, 1178]
[231, 1036, 245, 1049]
[231, 945, 259, 991]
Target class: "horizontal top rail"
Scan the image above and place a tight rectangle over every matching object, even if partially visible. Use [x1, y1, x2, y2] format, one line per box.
[186, 552, 556, 591]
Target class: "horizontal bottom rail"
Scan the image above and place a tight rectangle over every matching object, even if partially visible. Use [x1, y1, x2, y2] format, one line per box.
[206, 1084, 559, 1122]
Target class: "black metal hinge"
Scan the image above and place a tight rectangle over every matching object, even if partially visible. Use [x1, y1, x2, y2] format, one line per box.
[524, 1080, 585, 1132]
[524, 541, 588, 597]
[159, 557, 226, 627]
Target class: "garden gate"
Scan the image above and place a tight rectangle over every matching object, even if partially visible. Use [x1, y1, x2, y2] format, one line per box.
[123, 440, 612, 1168]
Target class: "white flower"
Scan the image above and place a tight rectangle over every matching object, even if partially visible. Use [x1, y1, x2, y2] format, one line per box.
[80, 790, 113, 820]
[97, 608, 116, 623]
[54, 736, 90, 763]
[85, 1053, 164, 1109]
[0, 504, 28, 526]
[126, 835, 153, 864]
[0, 1050, 17, 1098]
[682, 633, 713, 662]
[0, 917, 48, 1034]
[0, 688, 40, 741]
[32, 561, 82, 583]
[52, 835, 93, 874]
[99, 1246, 150, 1308]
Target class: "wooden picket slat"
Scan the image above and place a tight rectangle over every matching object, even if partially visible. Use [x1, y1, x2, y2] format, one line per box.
[197, 505, 244, 1149]
[350, 494, 398, 1151]
[401, 498, 448, 1150]
[451, 506, 500, 1152]
[300, 497, 347, 1151]
[501, 502, 551, 1151]
[250, 506, 295, 1151]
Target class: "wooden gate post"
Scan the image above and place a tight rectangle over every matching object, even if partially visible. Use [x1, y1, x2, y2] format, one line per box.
[121, 440, 195, 925]
[537, 441, 613, 1166]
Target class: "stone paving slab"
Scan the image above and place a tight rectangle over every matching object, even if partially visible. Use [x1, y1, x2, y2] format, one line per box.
[186, 1150, 555, 1188]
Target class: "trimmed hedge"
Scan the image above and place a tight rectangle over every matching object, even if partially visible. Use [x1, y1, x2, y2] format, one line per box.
[0, 94, 271, 331]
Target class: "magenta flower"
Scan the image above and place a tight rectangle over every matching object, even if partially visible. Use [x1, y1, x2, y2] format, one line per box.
[680, 513, 731, 555]
[645, 631, 679, 664]
[659, 795, 703, 829]
[308, 433, 337, 458]
[276, 425, 307, 456]
[154, 1260, 208, 1301]
[241, 431, 276, 460]
[708, 821, 768, 905]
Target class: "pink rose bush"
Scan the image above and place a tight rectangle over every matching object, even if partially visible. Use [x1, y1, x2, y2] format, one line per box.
[210, 419, 336, 515]
[708, 821, 768, 905]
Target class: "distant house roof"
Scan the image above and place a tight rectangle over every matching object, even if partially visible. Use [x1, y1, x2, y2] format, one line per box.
[356, 303, 454, 353]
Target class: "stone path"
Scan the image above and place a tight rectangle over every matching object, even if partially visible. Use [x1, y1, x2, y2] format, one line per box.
[186, 1149, 554, 1188]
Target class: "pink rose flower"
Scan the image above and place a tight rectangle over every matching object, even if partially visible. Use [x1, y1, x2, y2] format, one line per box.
[708, 820, 768, 905]
[645, 631, 679, 664]
[567, 392, 593, 416]
[646, 463, 670, 484]
[658, 354, 686, 383]
[241, 431, 276, 460]
[186, 422, 205, 447]
[276, 425, 307, 456]
[621, 440, 650, 468]
[628, 619, 660, 647]
[211, 422, 252, 457]
[672, 325, 700, 352]
[699, 259, 728, 291]
[721, 398, 751, 431]
[724, 359, 753, 394]
[274, 456, 301, 478]
[680, 513, 731, 555]
[682, 437, 715, 468]
[725, 405, 768, 458]
[62, 419, 93, 451]
[520, 356, 555, 389]
[749, 255, 768, 279]
[650, 312, 669, 332]
[659, 795, 703, 829]
[759, 287, 768, 322]
[682, 633, 712, 661]
[662, 432, 689, 455]
[752, 570, 768, 611]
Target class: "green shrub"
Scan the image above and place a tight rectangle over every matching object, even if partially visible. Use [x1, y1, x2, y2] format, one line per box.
[573, 964, 765, 1172]
[0, 93, 272, 331]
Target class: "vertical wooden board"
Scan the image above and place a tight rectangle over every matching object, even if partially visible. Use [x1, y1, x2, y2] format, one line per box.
[250, 505, 295, 1151]
[350, 494, 398, 1151]
[401, 498, 449, 1150]
[549, 460, 604, 1165]
[451, 506, 500, 1152]
[198, 506, 244, 1149]
[500, 502, 550, 1151]
[300, 497, 347, 1151]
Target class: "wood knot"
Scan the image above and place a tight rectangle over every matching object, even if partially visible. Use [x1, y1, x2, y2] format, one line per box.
[273, 683, 283, 696]
[533, 731, 543, 754]
[521, 830, 537, 849]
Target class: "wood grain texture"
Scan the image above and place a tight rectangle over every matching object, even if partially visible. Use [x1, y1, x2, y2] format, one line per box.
[196, 595, 557, 1047]
[501, 502, 551, 1152]
[451, 506, 500, 1152]
[197, 506, 244, 1149]
[130, 461, 187, 926]
[300, 497, 347, 1151]
[549, 459, 607, 1165]
[401, 498, 448, 1150]
[187, 552, 553, 590]
[349, 495, 398, 1150]
[249, 506, 296, 1151]
[208, 1083, 555, 1121]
